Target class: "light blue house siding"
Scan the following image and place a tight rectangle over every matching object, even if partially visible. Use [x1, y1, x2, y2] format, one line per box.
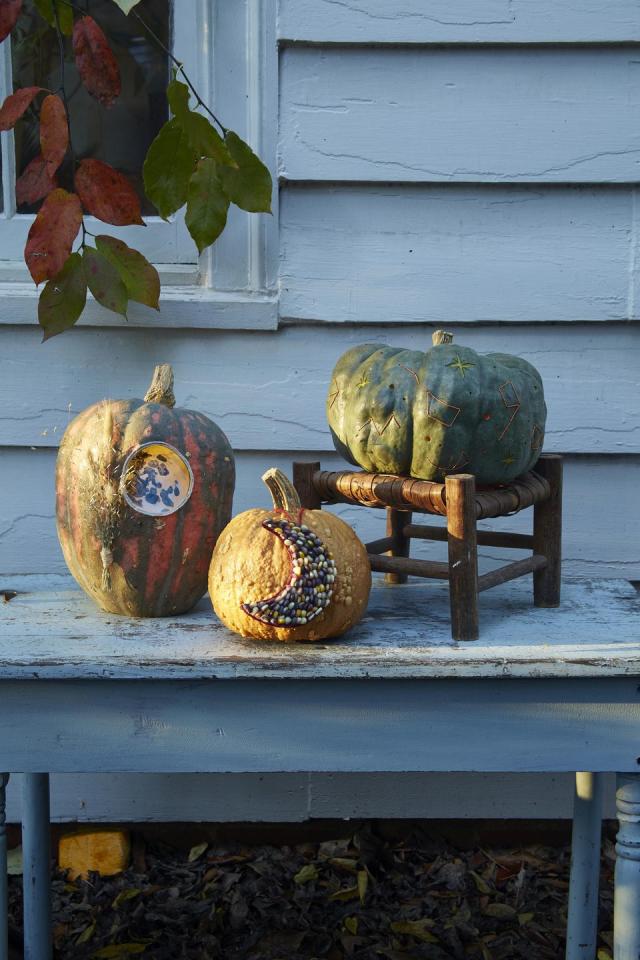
[2, 0, 637, 820]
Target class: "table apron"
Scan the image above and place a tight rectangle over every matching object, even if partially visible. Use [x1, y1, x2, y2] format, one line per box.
[0, 677, 638, 774]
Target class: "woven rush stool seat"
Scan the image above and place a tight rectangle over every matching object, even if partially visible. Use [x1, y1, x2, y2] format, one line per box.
[292, 455, 562, 641]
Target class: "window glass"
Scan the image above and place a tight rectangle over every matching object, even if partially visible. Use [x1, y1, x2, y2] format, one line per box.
[11, 0, 169, 214]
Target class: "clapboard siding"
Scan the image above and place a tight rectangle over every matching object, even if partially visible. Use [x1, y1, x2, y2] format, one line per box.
[279, 46, 640, 183]
[2, 448, 638, 579]
[278, 0, 640, 44]
[0, 323, 636, 453]
[281, 184, 636, 323]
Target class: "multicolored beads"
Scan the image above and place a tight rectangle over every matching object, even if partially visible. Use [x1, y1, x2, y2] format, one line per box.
[242, 517, 337, 628]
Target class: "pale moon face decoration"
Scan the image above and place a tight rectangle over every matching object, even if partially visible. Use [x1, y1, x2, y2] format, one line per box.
[242, 517, 337, 627]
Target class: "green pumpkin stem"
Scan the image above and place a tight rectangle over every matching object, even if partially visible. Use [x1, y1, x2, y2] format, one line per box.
[262, 468, 302, 513]
[432, 330, 454, 345]
[144, 364, 176, 408]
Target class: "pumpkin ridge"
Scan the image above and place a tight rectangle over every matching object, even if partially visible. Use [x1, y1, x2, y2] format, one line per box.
[153, 406, 188, 616]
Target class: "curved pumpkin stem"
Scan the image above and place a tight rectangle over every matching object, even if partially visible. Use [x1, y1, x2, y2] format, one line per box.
[144, 364, 176, 408]
[262, 468, 302, 513]
[432, 330, 454, 345]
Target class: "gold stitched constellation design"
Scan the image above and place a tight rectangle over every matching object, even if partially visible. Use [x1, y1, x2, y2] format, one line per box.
[357, 414, 401, 438]
[497, 380, 521, 441]
[531, 424, 544, 453]
[424, 449, 471, 477]
[426, 391, 461, 428]
[328, 379, 340, 409]
[398, 363, 420, 384]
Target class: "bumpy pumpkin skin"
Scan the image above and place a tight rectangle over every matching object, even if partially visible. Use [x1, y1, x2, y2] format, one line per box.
[327, 338, 546, 485]
[56, 386, 235, 618]
[209, 506, 371, 642]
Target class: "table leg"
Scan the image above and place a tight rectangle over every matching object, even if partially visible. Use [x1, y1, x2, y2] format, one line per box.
[0, 773, 9, 960]
[566, 772, 603, 960]
[22, 774, 51, 960]
[614, 774, 640, 960]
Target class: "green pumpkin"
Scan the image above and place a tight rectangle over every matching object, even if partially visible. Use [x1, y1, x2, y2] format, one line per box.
[327, 331, 546, 485]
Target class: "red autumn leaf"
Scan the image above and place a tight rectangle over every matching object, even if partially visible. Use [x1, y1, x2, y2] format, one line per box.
[72, 16, 121, 108]
[0, 86, 43, 131]
[75, 158, 144, 226]
[16, 154, 57, 205]
[25, 188, 83, 284]
[0, 0, 22, 42]
[40, 94, 68, 175]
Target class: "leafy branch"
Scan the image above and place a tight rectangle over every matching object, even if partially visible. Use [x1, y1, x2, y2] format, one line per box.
[0, 0, 273, 341]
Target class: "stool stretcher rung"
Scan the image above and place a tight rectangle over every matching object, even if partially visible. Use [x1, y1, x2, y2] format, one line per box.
[477, 555, 547, 593]
[365, 536, 395, 555]
[403, 523, 534, 550]
[368, 554, 450, 579]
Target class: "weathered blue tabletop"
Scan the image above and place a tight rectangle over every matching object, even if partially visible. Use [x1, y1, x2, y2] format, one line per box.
[0, 576, 639, 960]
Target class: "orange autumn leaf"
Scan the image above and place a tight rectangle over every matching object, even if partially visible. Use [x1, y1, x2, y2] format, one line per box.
[16, 154, 58, 205]
[0, 0, 22, 42]
[0, 86, 43, 131]
[72, 16, 121, 108]
[40, 94, 69, 175]
[25, 188, 83, 284]
[75, 159, 144, 226]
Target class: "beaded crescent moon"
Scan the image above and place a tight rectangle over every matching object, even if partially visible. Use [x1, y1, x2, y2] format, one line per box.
[241, 517, 337, 627]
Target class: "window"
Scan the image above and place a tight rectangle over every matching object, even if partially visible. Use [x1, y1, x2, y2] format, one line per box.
[0, 0, 278, 329]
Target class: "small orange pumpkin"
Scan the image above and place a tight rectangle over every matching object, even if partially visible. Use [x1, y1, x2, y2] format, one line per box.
[209, 468, 371, 641]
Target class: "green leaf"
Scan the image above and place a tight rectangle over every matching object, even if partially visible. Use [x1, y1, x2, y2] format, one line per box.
[390, 920, 439, 944]
[39, 252, 87, 341]
[76, 922, 96, 946]
[329, 885, 359, 902]
[517, 912, 535, 926]
[82, 246, 128, 317]
[182, 112, 233, 165]
[167, 74, 190, 120]
[185, 159, 230, 253]
[167, 74, 232, 164]
[217, 131, 272, 213]
[483, 903, 517, 919]
[187, 842, 208, 863]
[293, 863, 318, 885]
[112, 888, 141, 909]
[357, 869, 368, 904]
[35, 0, 74, 35]
[344, 917, 358, 936]
[329, 857, 358, 873]
[95, 235, 160, 310]
[109, 0, 143, 13]
[470, 870, 492, 894]
[143, 118, 196, 220]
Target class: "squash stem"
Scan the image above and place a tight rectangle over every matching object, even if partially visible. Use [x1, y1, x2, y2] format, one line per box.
[144, 364, 176, 408]
[262, 468, 302, 513]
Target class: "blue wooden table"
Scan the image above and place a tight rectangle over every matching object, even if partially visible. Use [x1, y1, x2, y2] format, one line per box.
[1, 576, 639, 960]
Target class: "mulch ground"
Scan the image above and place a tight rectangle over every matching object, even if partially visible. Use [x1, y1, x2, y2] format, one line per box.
[8, 827, 615, 960]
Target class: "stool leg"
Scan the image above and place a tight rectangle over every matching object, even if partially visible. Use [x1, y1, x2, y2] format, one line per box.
[0, 774, 8, 960]
[566, 772, 603, 960]
[385, 508, 412, 584]
[533, 454, 563, 607]
[446, 473, 479, 641]
[293, 461, 322, 510]
[22, 774, 51, 960]
[614, 774, 640, 960]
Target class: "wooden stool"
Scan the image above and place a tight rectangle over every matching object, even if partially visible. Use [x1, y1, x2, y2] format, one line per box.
[293, 454, 562, 642]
